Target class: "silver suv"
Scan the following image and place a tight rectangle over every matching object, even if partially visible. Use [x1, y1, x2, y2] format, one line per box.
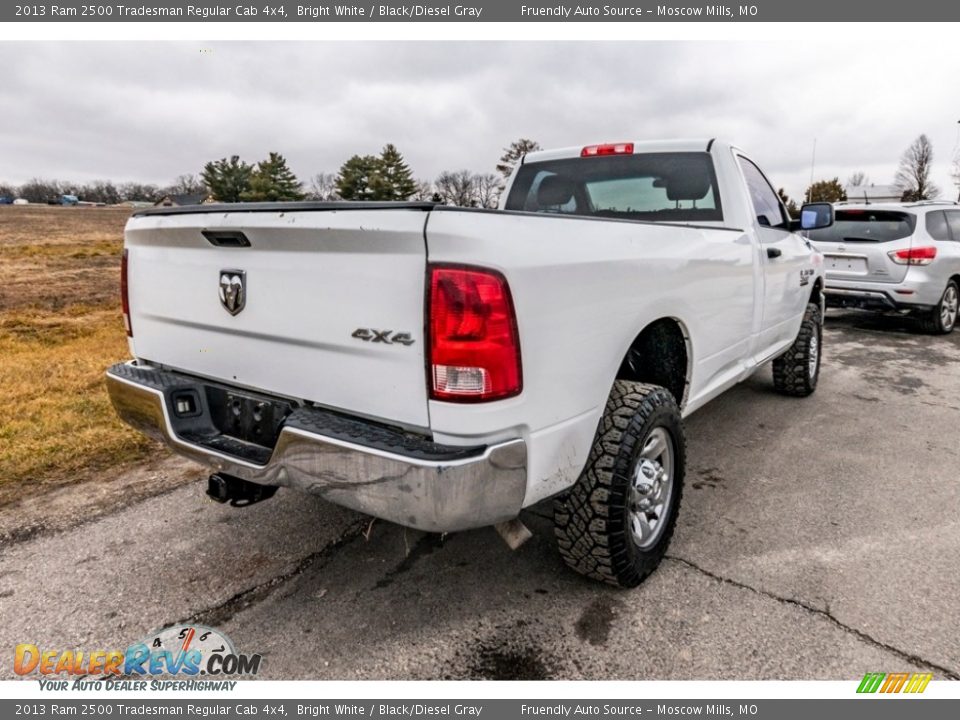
[807, 201, 960, 334]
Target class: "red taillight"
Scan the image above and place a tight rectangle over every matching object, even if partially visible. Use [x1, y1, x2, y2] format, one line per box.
[889, 246, 937, 266]
[581, 142, 634, 157]
[427, 265, 522, 402]
[121, 248, 132, 337]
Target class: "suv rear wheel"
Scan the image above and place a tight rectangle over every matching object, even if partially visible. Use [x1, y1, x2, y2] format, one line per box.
[919, 280, 958, 335]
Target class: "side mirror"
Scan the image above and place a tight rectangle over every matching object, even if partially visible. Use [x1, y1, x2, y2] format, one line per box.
[799, 202, 834, 230]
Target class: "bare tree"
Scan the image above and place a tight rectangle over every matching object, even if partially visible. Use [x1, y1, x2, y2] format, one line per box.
[169, 173, 207, 196]
[411, 179, 434, 201]
[952, 150, 960, 202]
[307, 172, 339, 201]
[895, 134, 940, 201]
[474, 173, 502, 209]
[79, 180, 121, 204]
[847, 171, 869, 188]
[496, 138, 541, 181]
[435, 170, 478, 207]
[119, 182, 161, 202]
[17, 178, 62, 203]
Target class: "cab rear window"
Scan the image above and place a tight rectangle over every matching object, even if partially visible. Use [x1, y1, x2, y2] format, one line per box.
[807, 210, 916, 243]
[504, 152, 723, 223]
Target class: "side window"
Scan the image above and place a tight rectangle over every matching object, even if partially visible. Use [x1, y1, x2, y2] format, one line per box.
[926, 211, 950, 241]
[737, 157, 788, 230]
[946, 211, 960, 242]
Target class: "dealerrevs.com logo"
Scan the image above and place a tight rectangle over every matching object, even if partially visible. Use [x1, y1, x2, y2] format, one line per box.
[14, 625, 261, 690]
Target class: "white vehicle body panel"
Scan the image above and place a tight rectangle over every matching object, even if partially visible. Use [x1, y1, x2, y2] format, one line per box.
[424, 210, 760, 502]
[125, 209, 431, 428]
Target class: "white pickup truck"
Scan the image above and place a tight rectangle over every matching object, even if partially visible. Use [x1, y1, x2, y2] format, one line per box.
[107, 139, 830, 587]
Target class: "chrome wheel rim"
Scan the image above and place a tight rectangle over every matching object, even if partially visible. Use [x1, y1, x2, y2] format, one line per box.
[808, 329, 820, 380]
[628, 427, 675, 550]
[941, 285, 958, 329]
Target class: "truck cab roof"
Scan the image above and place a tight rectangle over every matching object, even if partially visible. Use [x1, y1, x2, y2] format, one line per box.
[523, 139, 720, 164]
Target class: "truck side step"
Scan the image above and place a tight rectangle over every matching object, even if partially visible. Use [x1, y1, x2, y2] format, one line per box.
[206, 473, 278, 507]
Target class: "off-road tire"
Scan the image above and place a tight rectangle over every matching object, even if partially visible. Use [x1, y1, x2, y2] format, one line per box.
[918, 280, 959, 335]
[772, 302, 822, 397]
[554, 381, 685, 588]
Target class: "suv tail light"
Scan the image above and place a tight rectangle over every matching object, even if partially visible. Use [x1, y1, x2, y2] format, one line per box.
[888, 246, 937, 266]
[427, 265, 522, 402]
[121, 248, 132, 337]
[581, 142, 634, 157]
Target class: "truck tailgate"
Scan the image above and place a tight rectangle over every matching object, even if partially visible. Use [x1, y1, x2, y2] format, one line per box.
[124, 207, 430, 429]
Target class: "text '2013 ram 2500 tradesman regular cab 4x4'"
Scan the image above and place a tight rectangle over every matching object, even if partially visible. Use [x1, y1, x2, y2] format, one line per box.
[107, 139, 831, 588]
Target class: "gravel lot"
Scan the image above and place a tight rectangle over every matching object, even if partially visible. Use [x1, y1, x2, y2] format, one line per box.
[1, 310, 958, 681]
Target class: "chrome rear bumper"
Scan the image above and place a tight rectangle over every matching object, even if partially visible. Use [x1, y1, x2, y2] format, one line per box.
[105, 362, 527, 532]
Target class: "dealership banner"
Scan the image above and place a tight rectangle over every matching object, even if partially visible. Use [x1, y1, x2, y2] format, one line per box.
[2, 700, 960, 718]
[4, 0, 960, 22]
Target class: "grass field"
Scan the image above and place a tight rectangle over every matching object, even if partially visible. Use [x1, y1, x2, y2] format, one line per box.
[0, 206, 158, 505]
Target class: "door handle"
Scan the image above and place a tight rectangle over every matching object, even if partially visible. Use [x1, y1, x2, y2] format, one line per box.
[767, 247, 782, 259]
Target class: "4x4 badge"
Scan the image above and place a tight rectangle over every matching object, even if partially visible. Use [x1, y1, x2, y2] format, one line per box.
[352, 328, 415, 346]
[218, 270, 246, 316]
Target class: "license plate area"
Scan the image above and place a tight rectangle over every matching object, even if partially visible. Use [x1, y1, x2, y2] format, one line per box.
[826, 254, 868, 274]
[205, 387, 294, 449]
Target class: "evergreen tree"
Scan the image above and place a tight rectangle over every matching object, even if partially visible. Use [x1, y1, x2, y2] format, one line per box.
[374, 144, 417, 200]
[804, 177, 847, 204]
[777, 187, 799, 219]
[335, 145, 418, 201]
[335, 154, 382, 200]
[241, 152, 304, 202]
[202, 155, 254, 202]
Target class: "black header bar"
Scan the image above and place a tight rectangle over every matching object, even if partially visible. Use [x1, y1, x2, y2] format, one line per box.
[5, 1, 956, 23]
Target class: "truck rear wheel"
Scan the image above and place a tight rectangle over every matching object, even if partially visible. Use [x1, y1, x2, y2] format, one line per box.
[554, 381, 685, 588]
[772, 302, 822, 397]
[918, 280, 958, 335]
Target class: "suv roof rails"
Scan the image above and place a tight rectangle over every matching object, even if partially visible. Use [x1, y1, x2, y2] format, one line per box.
[833, 199, 960, 208]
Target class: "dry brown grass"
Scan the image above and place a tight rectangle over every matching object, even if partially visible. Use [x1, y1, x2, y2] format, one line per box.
[0, 206, 160, 505]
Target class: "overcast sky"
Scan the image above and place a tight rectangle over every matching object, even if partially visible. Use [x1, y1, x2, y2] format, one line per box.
[2, 41, 958, 201]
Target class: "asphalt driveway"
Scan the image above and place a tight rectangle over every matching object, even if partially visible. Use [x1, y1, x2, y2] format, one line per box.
[1, 310, 958, 680]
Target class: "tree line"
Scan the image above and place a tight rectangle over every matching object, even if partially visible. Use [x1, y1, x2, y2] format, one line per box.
[200, 139, 541, 207]
[778, 133, 960, 216]
[0, 139, 541, 207]
[4, 134, 957, 208]
[0, 175, 207, 205]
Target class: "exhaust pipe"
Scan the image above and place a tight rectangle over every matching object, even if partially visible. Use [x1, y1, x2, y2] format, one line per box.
[207, 473, 278, 507]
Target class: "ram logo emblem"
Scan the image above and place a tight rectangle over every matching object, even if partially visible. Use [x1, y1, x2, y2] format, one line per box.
[352, 328, 415, 346]
[218, 270, 246, 316]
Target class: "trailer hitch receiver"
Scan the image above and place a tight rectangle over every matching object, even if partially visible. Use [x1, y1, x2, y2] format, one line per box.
[206, 473, 278, 507]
